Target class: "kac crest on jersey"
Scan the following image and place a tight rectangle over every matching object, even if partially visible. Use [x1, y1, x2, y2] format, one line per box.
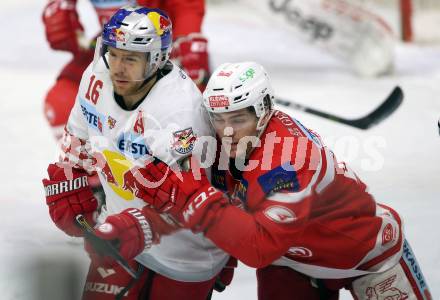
[171, 127, 197, 155]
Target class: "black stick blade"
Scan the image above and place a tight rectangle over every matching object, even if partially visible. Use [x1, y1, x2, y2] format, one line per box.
[275, 86, 404, 130]
[348, 86, 404, 130]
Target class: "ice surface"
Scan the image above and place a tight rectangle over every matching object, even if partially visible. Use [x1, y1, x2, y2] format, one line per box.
[1, 0, 439, 299]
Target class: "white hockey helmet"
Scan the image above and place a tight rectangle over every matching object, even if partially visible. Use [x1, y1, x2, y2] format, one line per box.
[98, 5, 173, 79]
[203, 62, 274, 130]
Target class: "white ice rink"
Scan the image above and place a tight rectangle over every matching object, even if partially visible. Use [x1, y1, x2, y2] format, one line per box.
[1, 0, 439, 299]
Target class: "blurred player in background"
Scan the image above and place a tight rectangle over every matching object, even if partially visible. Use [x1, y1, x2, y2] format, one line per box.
[42, 0, 210, 140]
[42, 6, 233, 299]
[125, 62, 432, 300]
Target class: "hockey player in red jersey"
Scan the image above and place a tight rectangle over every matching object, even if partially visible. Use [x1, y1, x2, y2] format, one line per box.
[122, 62, 432, 299]
[42, 0, 209, 139]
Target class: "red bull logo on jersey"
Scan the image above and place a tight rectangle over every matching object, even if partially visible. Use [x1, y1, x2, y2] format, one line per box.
[99, 150, 136, 201]
[101, 161, 117, 185]
[171, 127, 197, 155]
[93, 152, 117, 185]
[209, 95, 230, 108]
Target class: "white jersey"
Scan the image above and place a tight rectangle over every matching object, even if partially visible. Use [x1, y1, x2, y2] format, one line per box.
[63, 60, 229, 281]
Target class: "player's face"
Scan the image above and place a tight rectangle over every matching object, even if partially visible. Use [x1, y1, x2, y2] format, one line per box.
[107, 47, 148, 96]
[211, 108, 259, 159]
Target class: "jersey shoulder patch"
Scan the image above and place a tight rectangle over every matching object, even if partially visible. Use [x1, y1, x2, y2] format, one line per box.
[257, 163, 300, 195]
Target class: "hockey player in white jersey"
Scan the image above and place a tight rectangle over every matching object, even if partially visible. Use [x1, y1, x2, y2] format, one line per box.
[42, 6, 231, 300]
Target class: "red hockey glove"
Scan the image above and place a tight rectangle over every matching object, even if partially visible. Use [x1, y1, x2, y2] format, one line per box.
[171, 33, 210, 91]
[43, 163, 98, 236]
[122, 160, 227, 231]
[42, 0, 84, 54]
[86, 207, 178, 265]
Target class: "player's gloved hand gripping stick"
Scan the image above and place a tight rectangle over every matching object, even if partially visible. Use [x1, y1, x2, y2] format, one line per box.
[75, 214, 139, 279]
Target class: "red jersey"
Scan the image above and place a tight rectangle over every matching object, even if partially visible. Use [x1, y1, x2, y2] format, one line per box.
[206, 110, 403, 279]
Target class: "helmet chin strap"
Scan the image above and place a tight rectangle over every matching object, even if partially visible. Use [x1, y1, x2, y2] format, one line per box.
[256, 109, 274, 137]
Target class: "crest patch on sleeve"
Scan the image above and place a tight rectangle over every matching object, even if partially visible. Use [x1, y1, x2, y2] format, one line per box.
[171, 127, 197, 155]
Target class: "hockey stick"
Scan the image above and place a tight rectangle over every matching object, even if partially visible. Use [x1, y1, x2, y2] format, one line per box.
[274, 86, 403, 130]
[75, 214, 139, 279]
